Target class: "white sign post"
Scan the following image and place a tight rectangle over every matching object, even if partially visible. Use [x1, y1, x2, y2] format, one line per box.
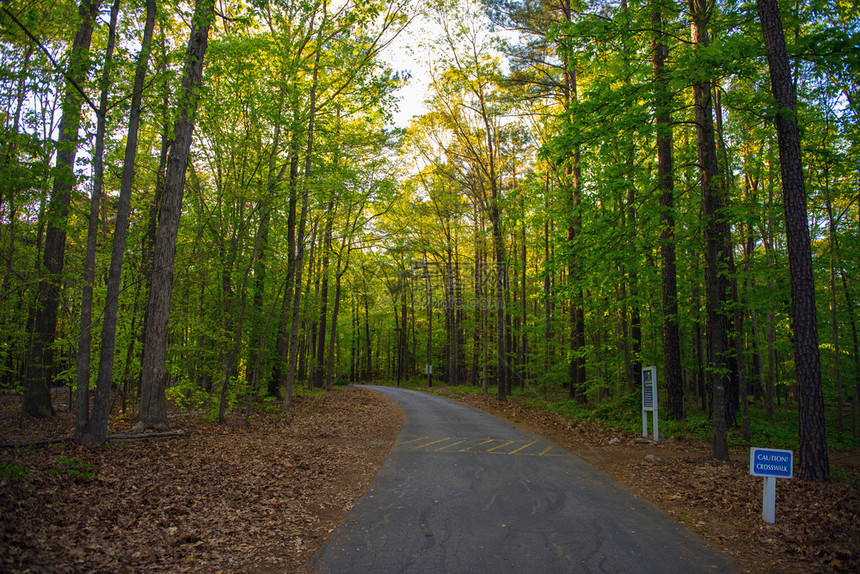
[641, 366, 658, 441]
[750, 447, 793, 523]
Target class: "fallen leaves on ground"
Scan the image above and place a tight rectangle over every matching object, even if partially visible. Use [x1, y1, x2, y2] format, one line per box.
[0, 387, 402, 573]
[3, 386, 858, 574]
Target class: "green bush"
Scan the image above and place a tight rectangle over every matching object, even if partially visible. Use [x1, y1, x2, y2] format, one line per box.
[166, 380, 211, 411]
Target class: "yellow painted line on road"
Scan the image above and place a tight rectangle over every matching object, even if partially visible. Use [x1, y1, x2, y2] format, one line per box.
[486, 440, 516, 453]
[436, 439, 469, 451]
[459, 439, 496, 452]
[411, 437, 451, 450]
[396, 437, 562, 456]
[396, 437, 430, 447]
[507, 441, 537, 455]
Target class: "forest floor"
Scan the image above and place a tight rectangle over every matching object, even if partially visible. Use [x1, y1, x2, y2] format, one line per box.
[0, 386, 402, 573]
[1, 384, 858, 573]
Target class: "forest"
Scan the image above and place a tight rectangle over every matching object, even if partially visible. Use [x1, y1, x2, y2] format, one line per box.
[0, 0, 857, 484]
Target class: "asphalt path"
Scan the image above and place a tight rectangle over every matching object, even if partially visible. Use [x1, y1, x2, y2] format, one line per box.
[310, 386, 738, 573]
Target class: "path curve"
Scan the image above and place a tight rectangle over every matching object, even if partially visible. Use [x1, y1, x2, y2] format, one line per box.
[310, 386, 737, 573]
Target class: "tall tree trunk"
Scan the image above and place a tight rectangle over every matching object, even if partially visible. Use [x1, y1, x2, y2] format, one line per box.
[24, 0, 102, 418]
[284, 41, 322, 408]
[762, 172, 778, 417]
[136, 0, 214, 430]
[689, 0, 731, 461]
[626, 172, 641, 393]
[715, 87, 742, 430]
[425, 255, 434, 388]
[0, 45, 33, 302]
[757, 0, 829, 481]
[75, 0, 120, 443]
[520, 195, 527, 388]
[840, 271, 860, 439]
[137, 61, 173, 395]
[652, 5, 683, 421]
[268, 136, 301, 398]
[325, 253, 347, 391]
[543, 178, 553, 387]
[314, 198, 335, 388]
[823, 156, 845, 435]
[561, 0, 585, 401]
[81, 0, 156, 444]
[734, 235, 751, 442]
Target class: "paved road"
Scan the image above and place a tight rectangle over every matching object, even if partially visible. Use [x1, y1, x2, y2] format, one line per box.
[310, 386, 737, 573]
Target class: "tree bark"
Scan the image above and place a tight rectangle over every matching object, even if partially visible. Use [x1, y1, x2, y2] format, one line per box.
[24, 0, 102, 418]
[75, 0, 121, 443]
[136, 0, 214, 430]
[268, 134, 301, 398]
[561, 0, 586, 404]
[823, 155, 845, 435]
[79, 0, 157, 444]
[313, 197, 336, 388]
[652, 5, 683, 421]
[284, 42, 322, 409]
[689, 0, 731, 461]
[757, 0, 829, 481]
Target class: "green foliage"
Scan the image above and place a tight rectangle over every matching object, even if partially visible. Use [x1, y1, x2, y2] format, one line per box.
[45, 457, 96, 480]
[0, 461, 30, 482]
[0, 0, 855, 469]
[510, 390, 859, 455]
[293, 385, 326, 398]
[831, 466, 860, 487]
[437, 384, 486, 396]
[165, 381, 211, 412]
[746, 407, 800, 450]
[531, 391, 642, 435]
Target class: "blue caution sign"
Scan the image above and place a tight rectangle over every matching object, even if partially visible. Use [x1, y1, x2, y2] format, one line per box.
[749, 447, 793, 478]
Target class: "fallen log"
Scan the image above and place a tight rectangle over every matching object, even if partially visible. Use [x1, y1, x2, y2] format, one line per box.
[1, 429, 189, 449]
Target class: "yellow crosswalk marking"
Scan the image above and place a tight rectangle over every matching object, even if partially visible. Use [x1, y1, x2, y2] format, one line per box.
[396, 437, 430, 447]
[436, 439, 468, 451]
[396, 437, 561, 456]
[508, 441, 537, 455]
[411, 437, 451, 450]
[459, 439, 495, 452]
[486, 440, 515, 453]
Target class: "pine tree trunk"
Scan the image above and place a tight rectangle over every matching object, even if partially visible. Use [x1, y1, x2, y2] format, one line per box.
[652, 5, 683, 421]
[757, 0, 829, 481]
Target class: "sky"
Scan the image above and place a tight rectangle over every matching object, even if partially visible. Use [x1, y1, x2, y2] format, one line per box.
[380, 0, 517, 129]
[380, 13, 436, 129]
